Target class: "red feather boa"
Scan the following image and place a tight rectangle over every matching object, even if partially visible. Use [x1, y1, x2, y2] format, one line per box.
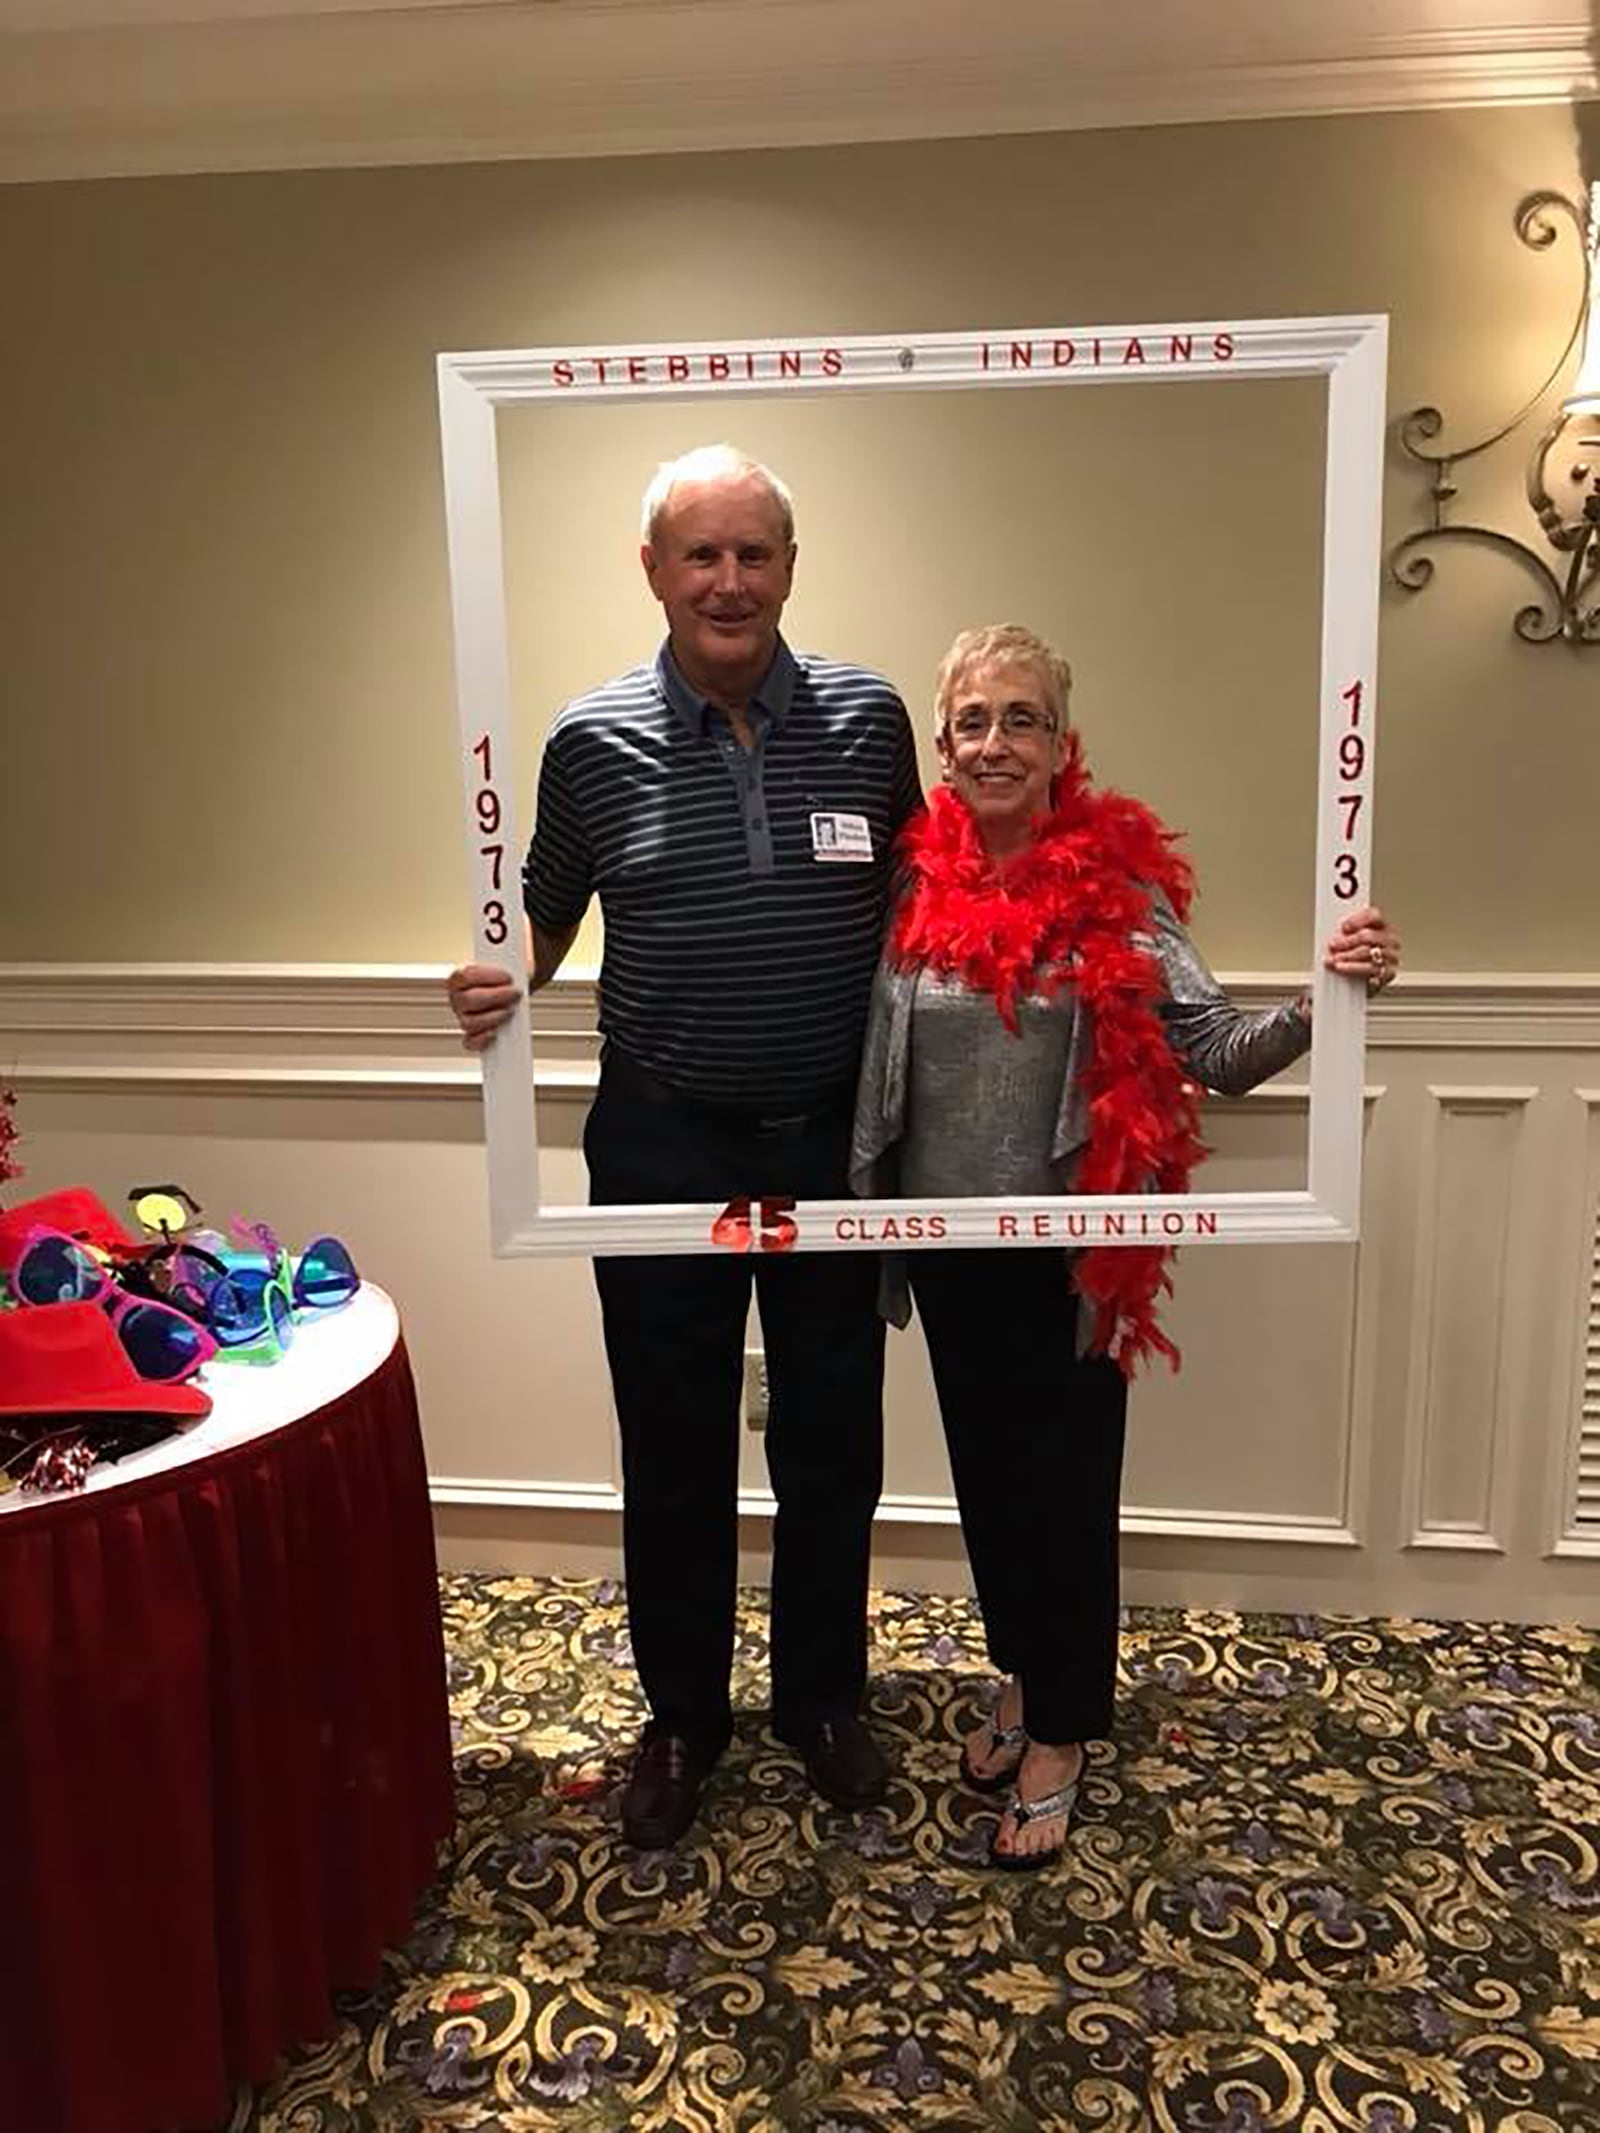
[891, 739, 1207, 1375]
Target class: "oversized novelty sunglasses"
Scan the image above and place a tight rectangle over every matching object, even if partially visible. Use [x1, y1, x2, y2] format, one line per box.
[12, 1227, 218, 1383]
[208, 1255, 298, 1365]
[204, 1237, 360, 1364]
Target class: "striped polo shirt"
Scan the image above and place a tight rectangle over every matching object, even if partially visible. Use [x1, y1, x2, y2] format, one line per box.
[524, 636, 923, 1107]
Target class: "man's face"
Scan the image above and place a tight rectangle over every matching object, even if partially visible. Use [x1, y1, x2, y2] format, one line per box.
[641, 474, 796, 690]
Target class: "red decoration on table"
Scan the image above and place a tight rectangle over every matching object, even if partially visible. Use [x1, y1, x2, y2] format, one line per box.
[21, 1436, 96, 1495]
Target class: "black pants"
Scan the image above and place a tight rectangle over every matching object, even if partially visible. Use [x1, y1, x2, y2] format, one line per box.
[584, 1051, 885, 1751]
[911, 1249, 1128, 1745]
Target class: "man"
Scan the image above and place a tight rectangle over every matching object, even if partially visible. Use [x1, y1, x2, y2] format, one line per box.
[447, 445, 922, 1848]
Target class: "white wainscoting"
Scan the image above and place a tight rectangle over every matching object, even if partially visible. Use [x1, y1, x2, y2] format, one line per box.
[4, 964, 1599, 1623]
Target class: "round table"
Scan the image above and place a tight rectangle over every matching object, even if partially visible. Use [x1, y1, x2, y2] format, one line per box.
[0, 1286, 456, 2133]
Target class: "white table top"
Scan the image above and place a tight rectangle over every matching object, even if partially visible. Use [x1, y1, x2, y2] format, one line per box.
[0, 1283, 401, 1517]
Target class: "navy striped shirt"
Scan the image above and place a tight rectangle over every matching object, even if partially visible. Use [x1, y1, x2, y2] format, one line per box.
[524, 637, 923, 1106]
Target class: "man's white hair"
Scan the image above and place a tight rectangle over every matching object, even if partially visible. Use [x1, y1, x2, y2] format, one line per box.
[640, 444, 796, 547]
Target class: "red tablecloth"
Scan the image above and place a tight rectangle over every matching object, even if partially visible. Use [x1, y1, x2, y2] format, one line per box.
[0, 1292, 455, 2133]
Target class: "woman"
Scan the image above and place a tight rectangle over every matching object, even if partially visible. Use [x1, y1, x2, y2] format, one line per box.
[850, 625, 1400, 1870]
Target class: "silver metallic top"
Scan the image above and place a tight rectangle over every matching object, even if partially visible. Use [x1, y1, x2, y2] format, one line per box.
[850, 889, 1312, 1319]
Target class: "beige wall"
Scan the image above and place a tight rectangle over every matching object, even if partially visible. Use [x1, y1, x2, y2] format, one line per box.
[2, 102, 1597, 972]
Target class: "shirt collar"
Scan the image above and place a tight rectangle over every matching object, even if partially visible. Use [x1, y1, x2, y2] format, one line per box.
[656, 636, 797, 739]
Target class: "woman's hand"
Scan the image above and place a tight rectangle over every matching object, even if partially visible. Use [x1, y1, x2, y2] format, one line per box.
[1324, 906, 1401, 995]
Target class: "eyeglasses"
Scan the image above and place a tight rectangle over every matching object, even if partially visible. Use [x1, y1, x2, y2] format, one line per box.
[11, 1227, 218, 1383]
[947, 706, 1058, 744]
[209, 1254, 298, 1365]
[200, 1235, 361, 1365]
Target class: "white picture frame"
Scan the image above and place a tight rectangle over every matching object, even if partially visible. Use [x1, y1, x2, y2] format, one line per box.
[436, 316, 1387, 1258]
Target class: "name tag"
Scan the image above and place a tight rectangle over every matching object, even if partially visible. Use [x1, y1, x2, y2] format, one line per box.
[810, 811, 873, 863]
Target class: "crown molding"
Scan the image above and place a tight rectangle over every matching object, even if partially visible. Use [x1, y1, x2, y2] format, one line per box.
[0, 4, 1594, 183]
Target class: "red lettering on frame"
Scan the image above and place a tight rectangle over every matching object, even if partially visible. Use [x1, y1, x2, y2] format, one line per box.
[1033, 1213, 1051, 1237]
[667, 355, 690, 382]
[779, 351, 802, 378]
[928, 1215, 948, 1239]
[552, 360, 575, 387]
[591, 357, 609, 384]
[1010, 341, 1034, 370]
[1163, 1211, 1186, 1235]
[981, 343, 992, 371]
[1066, 1213, 1088, 1238]
[627, 357, 648, 383]
[835, 1217, 857, 1240]
[1196, 1211, 1218, 1235]
[744, 352, 757, 379]
[1212, 332, 1236, 362]
[711, 1197, 753, 1251]
[1104, 1213, 1126, 1236]
[758, 1197, 798, 1252]
[821, 348, 844, 377]
[1169, 335, 1194, 362]
[1123, 336, 1146, 365]
[1053, 339, 1075, 367]
[997, 1214, 1019, 1238]
[708, 353, 731, 380]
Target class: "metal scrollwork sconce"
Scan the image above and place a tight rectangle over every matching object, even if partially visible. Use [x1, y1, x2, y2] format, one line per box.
[1390, 183, 1600, 646]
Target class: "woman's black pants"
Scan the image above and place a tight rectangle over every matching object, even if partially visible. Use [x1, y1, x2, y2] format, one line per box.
[910, 1248, 1128, 1745]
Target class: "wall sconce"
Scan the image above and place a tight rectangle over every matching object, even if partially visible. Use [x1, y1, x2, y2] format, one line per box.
[1390, 183, 1599, 646]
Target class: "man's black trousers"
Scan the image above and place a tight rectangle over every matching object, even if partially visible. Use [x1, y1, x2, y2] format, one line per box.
[584, 1050, 885, 1752]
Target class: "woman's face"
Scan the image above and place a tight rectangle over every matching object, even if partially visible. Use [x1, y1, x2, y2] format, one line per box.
[938, 659, 1067, 838]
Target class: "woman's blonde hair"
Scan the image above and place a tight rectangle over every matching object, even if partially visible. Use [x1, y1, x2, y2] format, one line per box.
[933, 624, 1073, 735]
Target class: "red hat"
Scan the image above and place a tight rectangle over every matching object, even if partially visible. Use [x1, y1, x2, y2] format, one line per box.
[0, 1304, 212, 1420]
[0, 1188, 138, 1276]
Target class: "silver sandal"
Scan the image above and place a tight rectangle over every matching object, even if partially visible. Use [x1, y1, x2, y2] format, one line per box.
[958, 1714, 1028, 1796]
[988, 1773, 1080, 1872]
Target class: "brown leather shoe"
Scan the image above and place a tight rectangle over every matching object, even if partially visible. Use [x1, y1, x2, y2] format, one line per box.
[619, 1730, 721, 1850]
[776, 1712, 889, 1810]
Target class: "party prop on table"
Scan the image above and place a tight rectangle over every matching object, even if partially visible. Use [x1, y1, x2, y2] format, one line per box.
[128, 1183, 202, 1240]
[202, 1229, 361, 1364]
[0, 1303, 212, 1420]
[21, 1436, 96, 1495]
[11, 1228, 218, 1382]
[0, 1187, 139, 1271]
[209, 1253, 298, 1365]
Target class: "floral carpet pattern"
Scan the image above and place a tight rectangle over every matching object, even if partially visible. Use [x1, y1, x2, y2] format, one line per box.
[226, 1577, 1600, 2133]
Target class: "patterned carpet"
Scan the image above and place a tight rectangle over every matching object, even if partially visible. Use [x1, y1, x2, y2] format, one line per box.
[225, 1576, 1600, 2133]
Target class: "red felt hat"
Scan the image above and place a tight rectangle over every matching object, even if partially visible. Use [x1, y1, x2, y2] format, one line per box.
[0, 1303, 212, 1419]
[0, 1188, 139, 1275]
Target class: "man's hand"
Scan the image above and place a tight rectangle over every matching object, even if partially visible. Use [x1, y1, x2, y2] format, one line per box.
[446, 964, 524, 1052]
